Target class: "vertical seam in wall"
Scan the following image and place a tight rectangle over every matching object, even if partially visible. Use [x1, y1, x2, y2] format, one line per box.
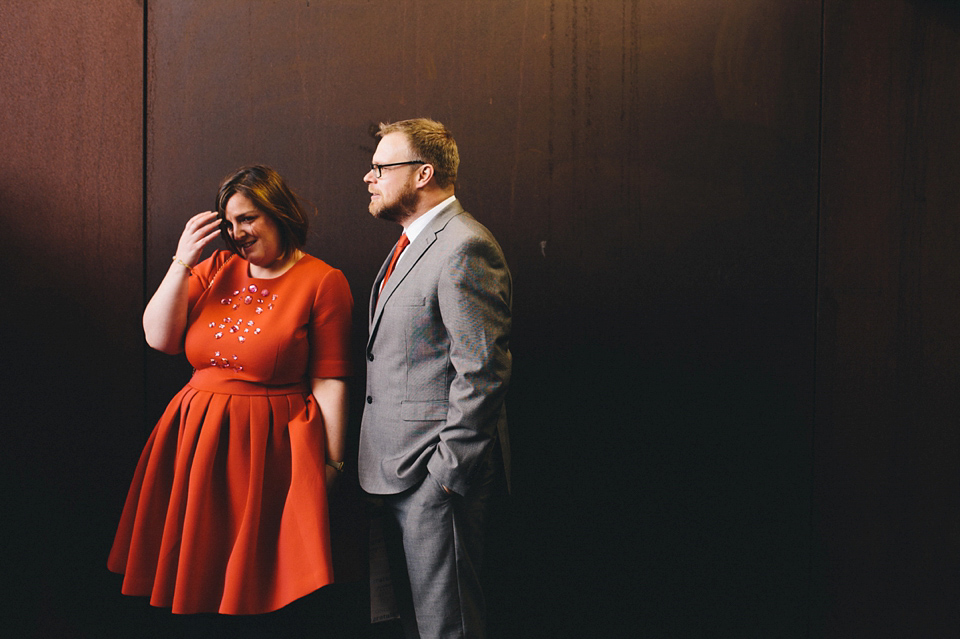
[808, 0, 826, 636]
[141, 0, 149, 435]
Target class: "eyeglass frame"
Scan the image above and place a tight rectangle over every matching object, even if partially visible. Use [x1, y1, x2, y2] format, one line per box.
[370, 160, 426, 179]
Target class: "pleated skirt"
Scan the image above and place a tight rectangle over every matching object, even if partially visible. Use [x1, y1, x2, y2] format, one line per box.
[108, 379, 334, 614]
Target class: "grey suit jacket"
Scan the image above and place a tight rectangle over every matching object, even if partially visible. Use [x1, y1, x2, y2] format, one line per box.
[358, 200, 512, 496]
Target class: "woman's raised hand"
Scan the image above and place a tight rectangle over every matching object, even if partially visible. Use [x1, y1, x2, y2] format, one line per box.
[175, 211, 223, 267]
[144, 210, 222, 353]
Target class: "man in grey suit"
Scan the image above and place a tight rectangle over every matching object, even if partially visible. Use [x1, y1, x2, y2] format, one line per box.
[358, 118, 512, 639]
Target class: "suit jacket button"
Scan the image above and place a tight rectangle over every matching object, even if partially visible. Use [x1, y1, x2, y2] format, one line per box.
[366, 396, 373, 404]
[367, 352, 374, 361]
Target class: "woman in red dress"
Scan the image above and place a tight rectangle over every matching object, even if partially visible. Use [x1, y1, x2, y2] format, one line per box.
[108, 166, 353, 624]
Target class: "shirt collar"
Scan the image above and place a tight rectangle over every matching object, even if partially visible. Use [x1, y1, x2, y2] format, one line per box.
[405, 195, 456, 243]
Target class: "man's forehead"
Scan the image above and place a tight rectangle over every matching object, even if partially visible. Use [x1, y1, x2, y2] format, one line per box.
[375, 132, 412, 159]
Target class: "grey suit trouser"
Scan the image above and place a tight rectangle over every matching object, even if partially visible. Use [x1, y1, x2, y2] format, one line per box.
[381, 449, 499, 639]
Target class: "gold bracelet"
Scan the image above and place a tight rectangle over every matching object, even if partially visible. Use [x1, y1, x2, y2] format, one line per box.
[326, 459, 345, 473]
[172, 256, 194, 274]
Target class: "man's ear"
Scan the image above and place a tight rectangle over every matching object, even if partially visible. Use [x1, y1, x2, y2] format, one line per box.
[414, 163, 434, 188]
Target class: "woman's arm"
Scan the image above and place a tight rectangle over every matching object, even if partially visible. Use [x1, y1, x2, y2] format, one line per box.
[311, 377, 349, 484]
[143, 211, 222, 353]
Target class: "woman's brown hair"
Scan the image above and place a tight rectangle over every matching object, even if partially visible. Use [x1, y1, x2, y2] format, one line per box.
[216, 165, 309, 260]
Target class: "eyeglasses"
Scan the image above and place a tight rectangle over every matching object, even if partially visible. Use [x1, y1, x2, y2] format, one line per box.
[370, 160, 425, 179]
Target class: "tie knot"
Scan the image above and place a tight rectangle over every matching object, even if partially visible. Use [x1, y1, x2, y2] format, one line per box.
[397, 234, 410, 251]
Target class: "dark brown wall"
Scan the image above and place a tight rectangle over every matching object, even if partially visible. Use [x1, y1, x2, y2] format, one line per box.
[3, 1, 958, 637]
[816, 0, 960, 635]
[0, 1, 144, 636]
[631, 2, 822, 636]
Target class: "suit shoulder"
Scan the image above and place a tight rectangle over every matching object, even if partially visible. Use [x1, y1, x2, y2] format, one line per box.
[437, 214, 510, 280]
[443, 211, 502, 247]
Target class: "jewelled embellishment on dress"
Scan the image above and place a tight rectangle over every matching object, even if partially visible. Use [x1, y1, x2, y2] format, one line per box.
[206, 279, 279, 373]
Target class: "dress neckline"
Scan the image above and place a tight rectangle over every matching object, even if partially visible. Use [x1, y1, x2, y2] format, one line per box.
[244, 252, 310, 281]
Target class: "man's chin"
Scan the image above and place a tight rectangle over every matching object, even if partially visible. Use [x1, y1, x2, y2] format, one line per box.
[371, 205, 408, 224]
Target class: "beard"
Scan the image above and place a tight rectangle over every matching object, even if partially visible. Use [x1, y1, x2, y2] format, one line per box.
[370, 181, 419, 224]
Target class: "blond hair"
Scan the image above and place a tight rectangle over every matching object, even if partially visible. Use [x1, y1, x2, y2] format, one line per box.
[378, 118, 459, 189]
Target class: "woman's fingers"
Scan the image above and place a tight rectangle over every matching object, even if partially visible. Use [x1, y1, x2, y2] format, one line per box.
[196, 220, 222, 248]
[177, 211, 223, 264]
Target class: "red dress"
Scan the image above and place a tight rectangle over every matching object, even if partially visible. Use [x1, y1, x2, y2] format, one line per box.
[108, 250, 353, 614]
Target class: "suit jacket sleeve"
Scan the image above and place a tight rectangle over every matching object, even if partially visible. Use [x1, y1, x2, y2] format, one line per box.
[426, 233, 512, 495]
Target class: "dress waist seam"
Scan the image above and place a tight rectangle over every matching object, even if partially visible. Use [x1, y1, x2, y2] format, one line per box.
[187, 370, 310, 396]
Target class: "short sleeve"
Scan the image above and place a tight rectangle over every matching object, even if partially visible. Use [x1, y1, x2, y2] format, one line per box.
[186, 250, 233, 313]
[308, 267, 354, 378]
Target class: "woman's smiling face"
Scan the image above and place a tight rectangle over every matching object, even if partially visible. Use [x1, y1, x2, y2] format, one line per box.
[223, 193, 284, 269]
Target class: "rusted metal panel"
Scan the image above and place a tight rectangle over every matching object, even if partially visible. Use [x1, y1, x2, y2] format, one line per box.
[146, 1, 822, 636]
[0, 0, 144, 634]
[817, 1, 960, 635]
[6, 0, 959, 636]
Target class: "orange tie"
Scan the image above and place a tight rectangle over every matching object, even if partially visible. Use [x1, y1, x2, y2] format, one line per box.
[381, 233, 410, 291]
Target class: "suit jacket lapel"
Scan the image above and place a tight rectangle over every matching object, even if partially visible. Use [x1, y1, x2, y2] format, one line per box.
[368, 201, 463, 345]
[369, 247, 394, 324]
